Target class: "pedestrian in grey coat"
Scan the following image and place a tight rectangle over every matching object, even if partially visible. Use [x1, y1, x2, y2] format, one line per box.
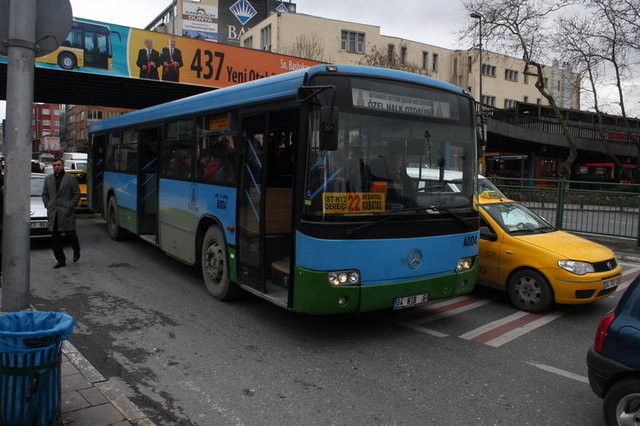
[42, 158, 81, 268]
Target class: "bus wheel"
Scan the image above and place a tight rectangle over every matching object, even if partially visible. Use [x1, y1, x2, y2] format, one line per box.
[107, 196, 125, 241]
[507, 269, 554, 313]
[201, 226, 240, 300]
[57, 52, 77, 70]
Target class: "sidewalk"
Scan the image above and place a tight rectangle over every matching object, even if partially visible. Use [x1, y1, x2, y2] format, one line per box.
[579, 233, 640, 263]
[61, 341, 155, 425]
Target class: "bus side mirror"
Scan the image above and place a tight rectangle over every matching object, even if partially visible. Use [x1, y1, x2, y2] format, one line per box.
[320, 106, 339, 151]
[476, 112, 485, 159]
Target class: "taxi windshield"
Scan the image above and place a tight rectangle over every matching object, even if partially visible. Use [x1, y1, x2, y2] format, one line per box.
[481, 202, 555, 234]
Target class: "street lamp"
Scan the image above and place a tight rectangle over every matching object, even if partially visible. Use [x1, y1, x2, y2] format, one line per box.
[470, 12, 483, 106]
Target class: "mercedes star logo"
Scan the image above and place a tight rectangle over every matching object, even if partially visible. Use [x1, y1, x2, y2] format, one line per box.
[407, 249, 423, 270]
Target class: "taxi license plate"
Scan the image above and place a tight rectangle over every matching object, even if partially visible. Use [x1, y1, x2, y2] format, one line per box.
[393, 293, 429, 310]
[603, 277, 620, 290]
[30, 221, 47, 229]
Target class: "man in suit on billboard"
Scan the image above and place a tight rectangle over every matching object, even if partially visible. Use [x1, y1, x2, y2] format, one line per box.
[161, 36, 183, 82]
[136, 37, 161, 80]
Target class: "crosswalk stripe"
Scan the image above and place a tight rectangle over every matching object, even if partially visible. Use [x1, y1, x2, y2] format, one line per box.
[482, 310, 566, 347]
[525, 361, 588, 383]
[412, 298, 492, 325]
[459, 311, 535, 341]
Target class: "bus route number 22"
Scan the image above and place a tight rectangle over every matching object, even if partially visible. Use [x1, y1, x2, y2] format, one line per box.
[191, 49, 225, 80]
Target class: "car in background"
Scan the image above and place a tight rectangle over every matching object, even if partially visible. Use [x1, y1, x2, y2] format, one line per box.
[30, 173, 49, 237]
[587, 276, 640, 425]
[477, 191, 622, 312]
[66, 169, 90, 211]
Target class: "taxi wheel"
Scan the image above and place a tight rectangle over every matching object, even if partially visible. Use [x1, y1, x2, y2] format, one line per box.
[507, 269, 554, 313]
[201, 225, 241, 300]
[603, 378, 640, 426]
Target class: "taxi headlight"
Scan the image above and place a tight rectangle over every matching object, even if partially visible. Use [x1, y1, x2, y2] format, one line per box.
[456, 256, 475, 273]
[558, 260, 594, 275]
[328, 270, 360, 286]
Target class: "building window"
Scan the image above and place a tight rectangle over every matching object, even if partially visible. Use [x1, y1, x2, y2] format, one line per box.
[542, 78, 549, 88]
[341, 30, 365, 53]
[243, 36, 253, 49]
[432, 53, 439, 72]
[536, 98, 542, 104]
[504, 69, 518, 81]
[53, 109, 60, 115]
[387, 44, 395, 64]
[524, 74, 529, 84]
[42, 108, 50, 115]
[524, 96, 529, 103]
[468, 55, 473, 72]
[481, 95, 496, 106]
[42, 120, 50, 126]
[422, 51, 429, 70]
[88, 110, 103, 120]
[481, 64, 496, 77]
[504, 99, 518, 108]
[400, 46, 407, 65]
[260, 24, 271, 51]
[557, 80, 561, 90]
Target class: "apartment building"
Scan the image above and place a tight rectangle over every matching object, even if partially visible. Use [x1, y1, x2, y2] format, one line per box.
[64, 105, 134, 152]
[239, 12, 580, 110]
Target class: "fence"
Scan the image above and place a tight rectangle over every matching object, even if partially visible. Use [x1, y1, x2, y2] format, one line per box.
[489, 177, 640, 245]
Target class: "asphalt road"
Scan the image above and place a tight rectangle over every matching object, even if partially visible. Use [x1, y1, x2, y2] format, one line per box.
[27, 214, 640, 425]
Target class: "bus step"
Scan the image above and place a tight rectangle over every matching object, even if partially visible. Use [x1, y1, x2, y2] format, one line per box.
[140, 234, 157, 245]
[271, 258, 290, 288]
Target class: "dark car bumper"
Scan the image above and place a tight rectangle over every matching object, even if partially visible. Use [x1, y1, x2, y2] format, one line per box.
[587, 347, 635, 398]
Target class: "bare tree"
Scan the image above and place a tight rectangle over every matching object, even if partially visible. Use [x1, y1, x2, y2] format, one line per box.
[554, 4, 637, 181]
[462, 0, 580, 178]
[359, 44, 429, 76]
[282, 33, 332, 63]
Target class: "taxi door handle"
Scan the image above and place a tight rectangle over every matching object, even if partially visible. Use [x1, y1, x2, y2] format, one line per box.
[505, 250, 515, 254]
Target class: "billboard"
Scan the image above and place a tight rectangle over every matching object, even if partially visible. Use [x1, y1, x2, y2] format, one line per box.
[0, 17, 320, 90]
[218, 0, 296, 45]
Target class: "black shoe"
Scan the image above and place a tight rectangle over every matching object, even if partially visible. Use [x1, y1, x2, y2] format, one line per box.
[73, 250, 80, 262]
[53, 261, 66, 269]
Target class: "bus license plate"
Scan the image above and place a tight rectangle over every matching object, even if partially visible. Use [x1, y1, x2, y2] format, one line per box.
[603, 277, 620, 290]
[393, 293, 429, 310]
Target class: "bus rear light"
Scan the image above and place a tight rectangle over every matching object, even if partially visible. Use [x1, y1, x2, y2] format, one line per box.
[328, 270, 360, 286]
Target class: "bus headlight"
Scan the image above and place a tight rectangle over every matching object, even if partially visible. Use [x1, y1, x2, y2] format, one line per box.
[328, 270, 360, 286]
[558, 260, 594, 275]
[456, 256, 475, 273]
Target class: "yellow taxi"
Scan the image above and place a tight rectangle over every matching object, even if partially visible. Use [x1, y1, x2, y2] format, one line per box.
[477, 191, 622, 312]
[66, 169, 90, 211]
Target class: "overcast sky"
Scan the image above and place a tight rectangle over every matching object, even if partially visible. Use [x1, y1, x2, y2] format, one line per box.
[1, 0, 637, 119]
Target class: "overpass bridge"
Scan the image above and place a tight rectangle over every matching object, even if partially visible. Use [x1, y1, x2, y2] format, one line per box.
[0, 17, 321, 109]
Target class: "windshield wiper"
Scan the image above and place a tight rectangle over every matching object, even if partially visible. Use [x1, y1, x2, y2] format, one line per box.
[345, 206, 474, 236]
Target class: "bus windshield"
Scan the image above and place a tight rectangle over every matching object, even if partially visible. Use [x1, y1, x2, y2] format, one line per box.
[303, 77, 476, 218]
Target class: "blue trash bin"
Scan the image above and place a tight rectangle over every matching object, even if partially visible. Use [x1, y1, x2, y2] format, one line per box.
[0, 311, 74, 426]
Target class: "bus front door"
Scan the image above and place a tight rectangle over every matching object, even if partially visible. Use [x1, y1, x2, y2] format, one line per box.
[237, 115, 267, 292]
[89, 134, 106, 213]
[138, 127, 160, 236]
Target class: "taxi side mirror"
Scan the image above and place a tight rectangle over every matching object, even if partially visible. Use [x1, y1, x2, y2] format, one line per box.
[480, 226, 497, 241]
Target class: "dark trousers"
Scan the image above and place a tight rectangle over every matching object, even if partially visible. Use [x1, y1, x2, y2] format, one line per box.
[52, 220, 79, 262]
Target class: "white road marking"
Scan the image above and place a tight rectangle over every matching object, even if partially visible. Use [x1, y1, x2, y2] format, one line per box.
[525, 361, 589, 384]
[483, 310, 567, 347]
[459, 311, 531, 340]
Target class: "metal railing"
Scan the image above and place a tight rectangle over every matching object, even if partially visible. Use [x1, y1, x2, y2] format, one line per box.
[489, 177, 640, 245]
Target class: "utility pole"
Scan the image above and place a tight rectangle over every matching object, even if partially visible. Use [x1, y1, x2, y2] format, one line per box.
[2, 0, 36, 311]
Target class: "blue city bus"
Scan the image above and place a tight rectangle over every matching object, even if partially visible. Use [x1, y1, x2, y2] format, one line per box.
[88, 64, 480, 314]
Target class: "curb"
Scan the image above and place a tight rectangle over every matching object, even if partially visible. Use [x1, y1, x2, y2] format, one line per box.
[62, 341, 156, 425]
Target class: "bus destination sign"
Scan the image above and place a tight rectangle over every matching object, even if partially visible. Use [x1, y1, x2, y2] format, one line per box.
[322, 192, 386, 214]
[352, 89, 451, 119]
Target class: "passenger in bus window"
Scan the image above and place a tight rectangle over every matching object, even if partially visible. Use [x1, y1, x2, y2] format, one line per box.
[166, 156, 188, 178]
[136, 38, 160, 80]
[161, 36, 183, 82]
[204, 143, 226, 180]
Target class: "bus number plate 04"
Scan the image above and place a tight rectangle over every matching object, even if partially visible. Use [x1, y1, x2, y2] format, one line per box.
[393, 293, 429, 310]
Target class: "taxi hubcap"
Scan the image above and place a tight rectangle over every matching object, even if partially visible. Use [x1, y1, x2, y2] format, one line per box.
[515, 276, 541, 304]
